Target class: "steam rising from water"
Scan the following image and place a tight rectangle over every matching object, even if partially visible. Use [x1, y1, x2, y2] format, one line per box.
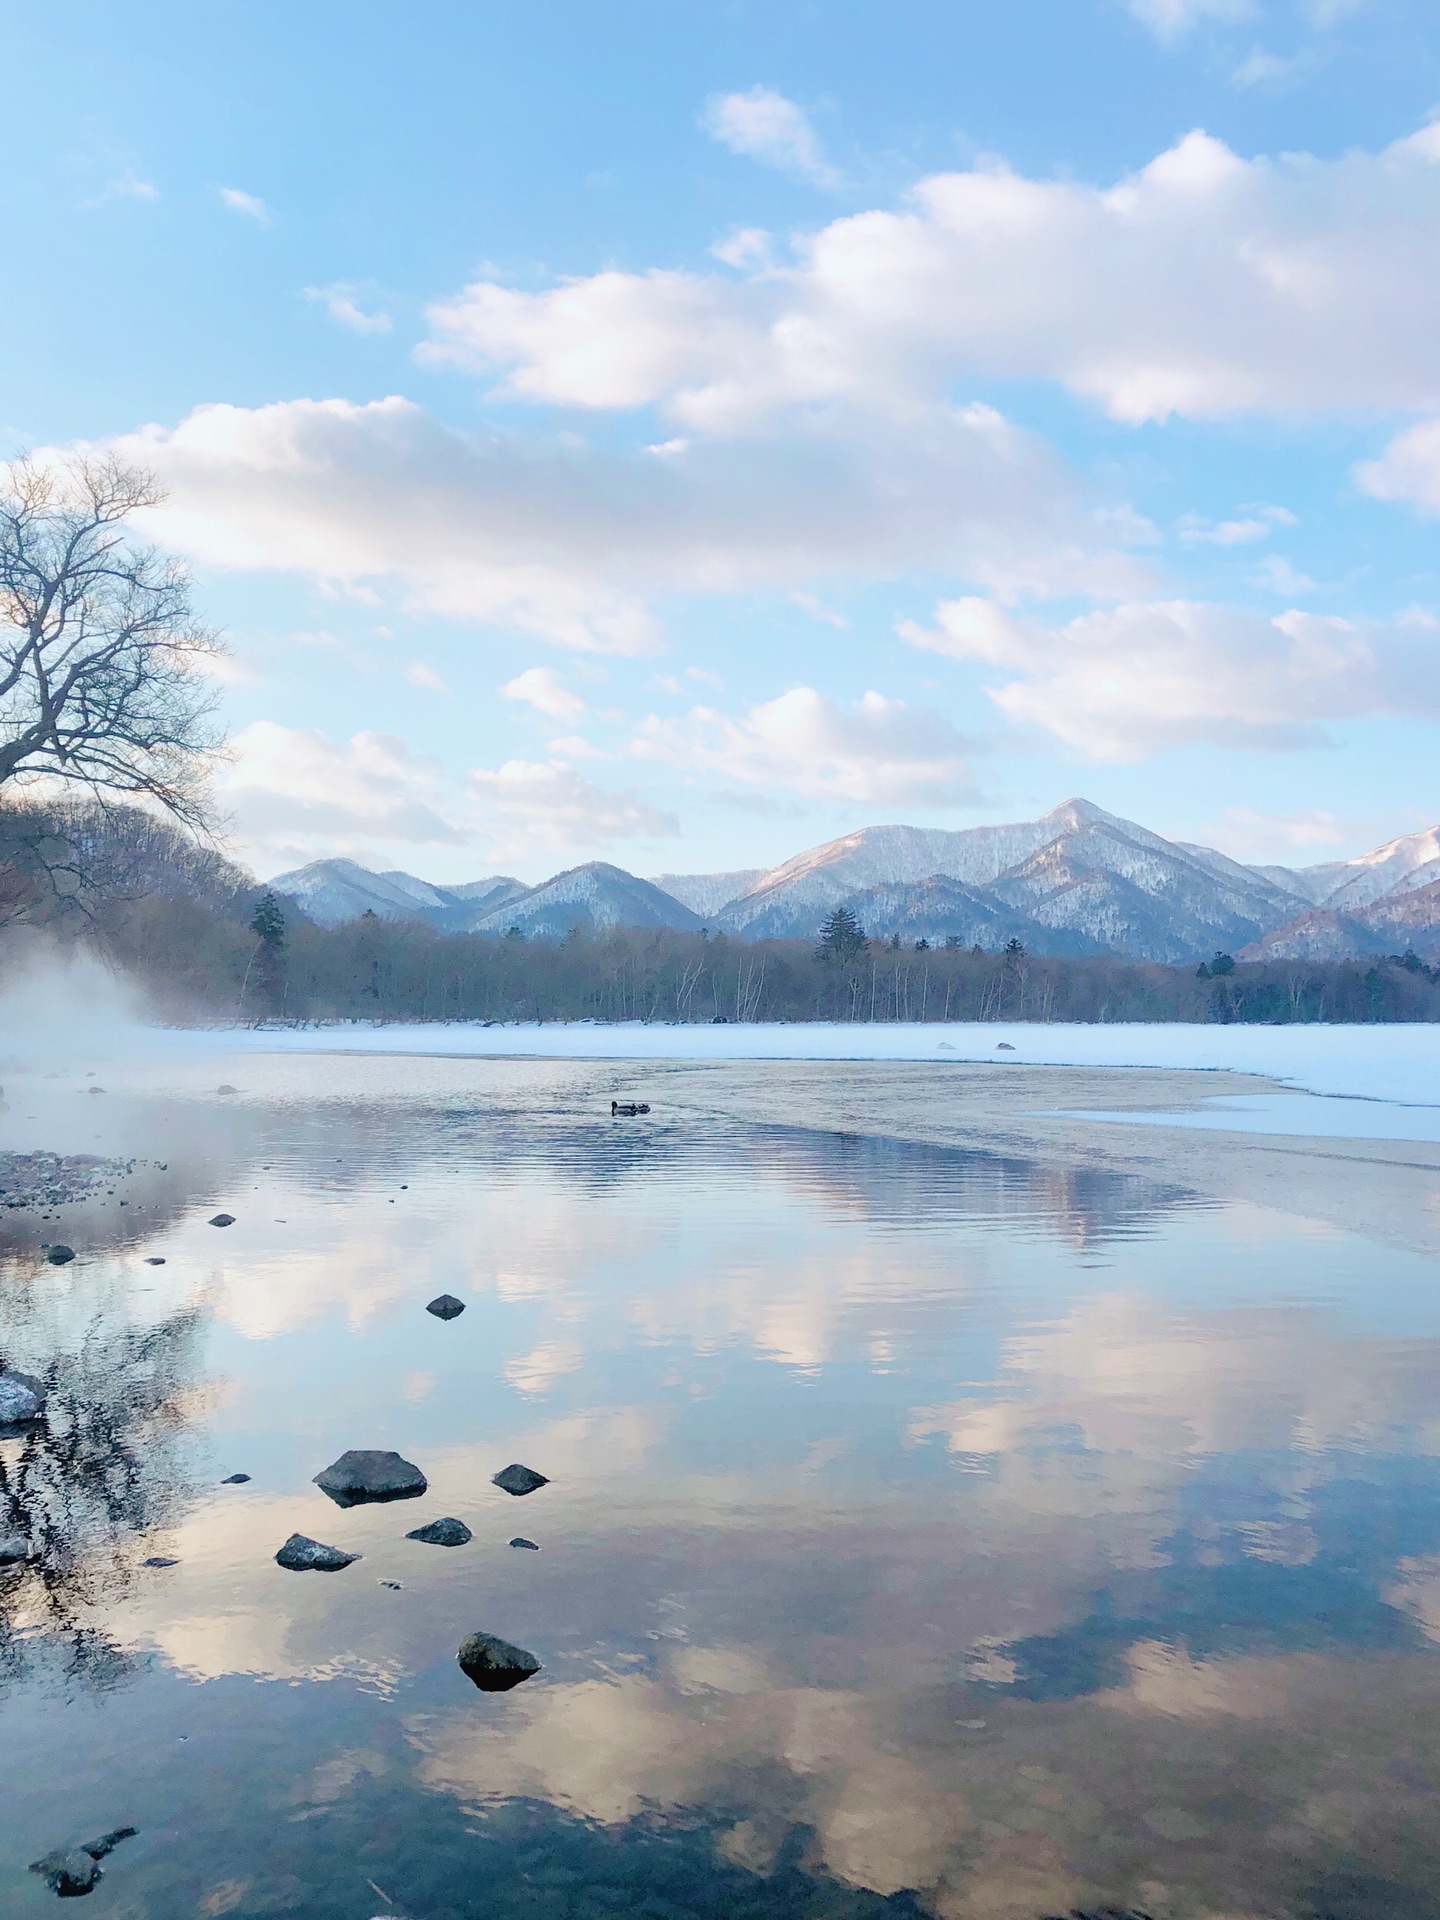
[0, 938, 149, 1077]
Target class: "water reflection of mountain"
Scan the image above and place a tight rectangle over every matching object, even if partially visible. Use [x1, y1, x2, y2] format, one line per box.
[0, 1274, 207, 1696]
[121, 1090, 1200, 1257]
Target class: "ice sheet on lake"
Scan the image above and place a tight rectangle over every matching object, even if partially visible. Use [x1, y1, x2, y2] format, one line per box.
[187, 1016, 1440, 1105]
[1054, 1091, 1440, 1145]
[171, 1019, 1440, 1136]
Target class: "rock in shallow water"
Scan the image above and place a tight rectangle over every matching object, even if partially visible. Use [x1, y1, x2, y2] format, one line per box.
[0, 1533, 30, 1564]
[46, 1245, 75, 1265]
[406, 1516, 472, 1547]
[143, 1556, 179, 1569]
[221, 1473, 251, 1484]
[314, 1449, 427, 1506]
[208, 1213, 234, 1228]
[0, 1370, 47, 1425]
[492, 1463, 548, 1497]
[275, 1533, 360, 1572]
[30, 1827, 137, 1897]
[426, 1293, 465, 1320]
[509, 1537, 540, 1551]
[458, 1631, 541, 1691]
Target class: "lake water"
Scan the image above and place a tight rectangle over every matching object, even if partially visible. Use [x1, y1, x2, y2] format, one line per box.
[5, 1053, 1440, 1918]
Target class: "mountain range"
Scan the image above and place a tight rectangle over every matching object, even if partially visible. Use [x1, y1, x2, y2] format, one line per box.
[268, 800, 1440, 964]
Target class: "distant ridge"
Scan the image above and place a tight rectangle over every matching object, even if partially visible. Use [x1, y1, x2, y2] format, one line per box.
[267, 857, 524, 931]
[469, 862, 703, 937]
[268, 802, 1440, 963]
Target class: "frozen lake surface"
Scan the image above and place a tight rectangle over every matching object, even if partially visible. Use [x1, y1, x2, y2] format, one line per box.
[152, 1018, 1440, 1141]
[4, 1051, 1440, 1916]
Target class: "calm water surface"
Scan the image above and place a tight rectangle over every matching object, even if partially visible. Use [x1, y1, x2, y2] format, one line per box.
[3, 1055, 1440, 1919]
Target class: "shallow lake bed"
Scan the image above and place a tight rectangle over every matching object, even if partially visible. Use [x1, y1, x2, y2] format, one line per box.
[3, 1052, 1440, 1917]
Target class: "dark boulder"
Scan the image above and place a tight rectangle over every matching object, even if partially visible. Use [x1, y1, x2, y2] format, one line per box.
[0, 1369, 47, 1426]
[275, 1533, 360, 1572]
[406, 1516, 472, 1547]
[458, 1631, 541, 1692]
[208, 1214, 234, 1227]
[143, 1556, 178, 1569]
[492, 1463, 548, 1497]
[144, 1257, 166, 1266]
[30, 1827, 137, 1897]
[509, 1537, 540, 1551]
[0, 1533, 30, 1564]
[426, 1294, 465, 1321]
[314, 1449, 427, 1506]
[46, 1244, 76, 1265]
[221, 1473, 251, 1485]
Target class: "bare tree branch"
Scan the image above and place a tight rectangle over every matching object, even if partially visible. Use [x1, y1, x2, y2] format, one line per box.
[0, 452, 225, 826]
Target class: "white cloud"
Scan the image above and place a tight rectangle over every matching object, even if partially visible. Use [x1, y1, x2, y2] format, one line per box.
[218, 721, 675, 871]
[701, 87, 839, 188]
[711, 227, 774, 270]
[1230, 46, 1313, 89]
[220, 721, 468, 867]
[1202, 806, 1347, 859]
[902, 595, 1440, 758]
[1356, 417, 1440, 514]
[468, 759, 677, 856]
[303, 282, 392, 334]
[632, 687, 977, 806]
[1250, 554, 1317, 594]
[1305, 0, 1367, 23]
[219, 186, 271, 226]
[1177, 503, 1297, 547]
[503, 666, 588, 723]
[1128, 0, 1252, 39]
[421, 121, 1440, 426]
[102, 393, 1138, 654]
[405, 661, 448, 693]
[94, 169, 158, 204]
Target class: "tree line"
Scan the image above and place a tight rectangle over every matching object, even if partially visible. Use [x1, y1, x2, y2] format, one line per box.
[6, 822, 1439, 1027]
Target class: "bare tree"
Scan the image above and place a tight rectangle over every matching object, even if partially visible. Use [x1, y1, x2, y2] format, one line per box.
[0, 453, 224, 825]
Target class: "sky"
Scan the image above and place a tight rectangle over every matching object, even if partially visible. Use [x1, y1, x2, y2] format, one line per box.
[6, 0, 1440, 886]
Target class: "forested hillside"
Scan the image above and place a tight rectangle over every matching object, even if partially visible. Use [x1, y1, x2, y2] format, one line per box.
[7, 799, 1440, 1027]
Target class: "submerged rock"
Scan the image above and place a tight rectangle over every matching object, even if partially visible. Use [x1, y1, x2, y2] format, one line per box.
[221, 1473, 251, 1485]
[492, 1463, 548, 1497]
[144, 1257, 166, 1266]
[208, 1213, 235, 1228]
[458, 1630, 541, 1692]
[0, 1370, 47, 1426]
[216, 1085, 238, 1096]
[275, 1533, 360, 1572]
[46, 1244, 75, 1265]
[143, 1556, 179, 1569]
[30, 1827, 137, 1897]
[0, 1533, 30, 1564]
[426, 1294, 465, 1321]
[406, 1516, 472, 1547]
[314, 1449, 427, 1506]
[509, 1537, 540, 1551]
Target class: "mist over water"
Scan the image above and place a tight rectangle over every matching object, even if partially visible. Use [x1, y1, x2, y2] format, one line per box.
[0, 939, 151, 1080]
[3, 1053, 1440, 1916]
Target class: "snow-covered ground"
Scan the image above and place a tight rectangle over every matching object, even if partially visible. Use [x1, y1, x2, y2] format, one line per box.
[176, 1020, 1440, 1131]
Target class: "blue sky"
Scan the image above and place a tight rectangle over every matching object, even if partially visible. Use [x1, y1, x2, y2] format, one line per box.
[7, 0, 1440, 882]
